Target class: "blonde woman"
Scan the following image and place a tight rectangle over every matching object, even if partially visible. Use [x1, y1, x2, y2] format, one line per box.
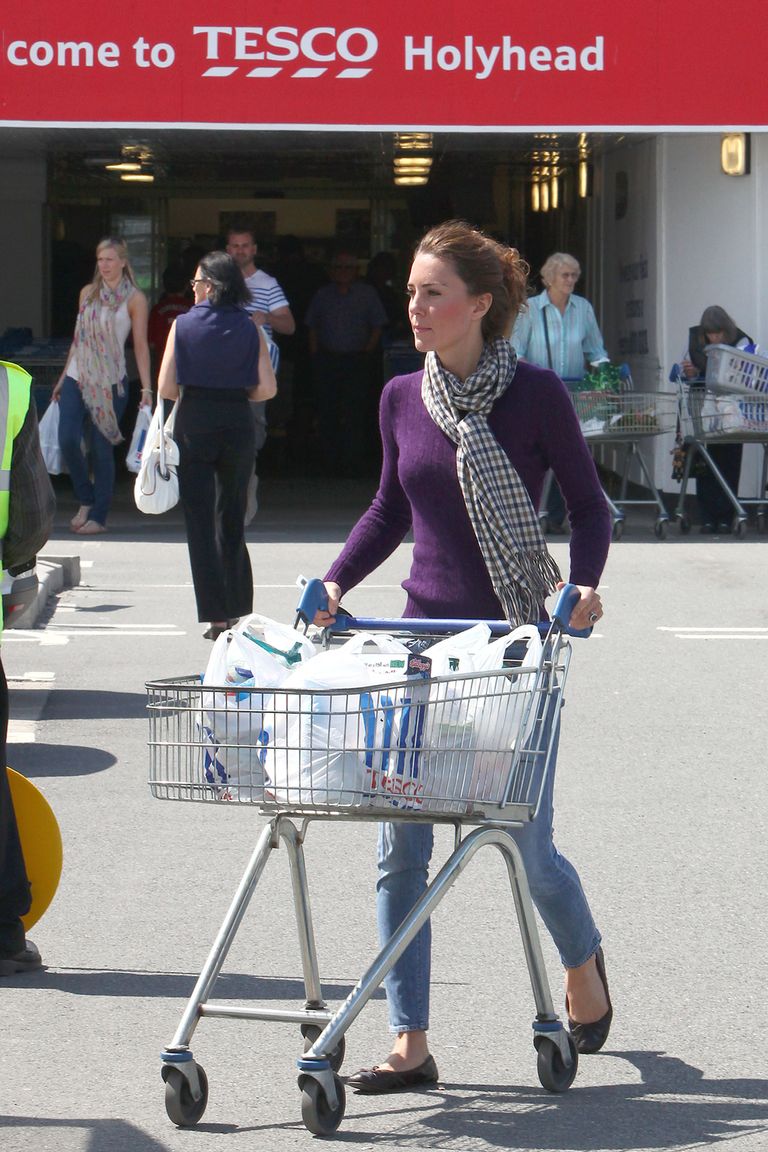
[53, 236, 152, 534]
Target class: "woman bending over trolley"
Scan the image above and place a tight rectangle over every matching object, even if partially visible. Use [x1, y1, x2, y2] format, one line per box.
[313, 220, 613, 1094]
[681, 305, 753, 533]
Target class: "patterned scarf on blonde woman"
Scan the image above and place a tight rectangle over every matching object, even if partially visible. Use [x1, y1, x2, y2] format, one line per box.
[422, 337, 562, 626]
[73, 276, 134, 444]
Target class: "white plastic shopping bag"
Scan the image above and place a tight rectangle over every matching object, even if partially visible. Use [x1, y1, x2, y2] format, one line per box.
[125, 404, 152, 474]
[263, 634, 428, 809]
[264, 648, 374, 807]
[199, 620, 315, 797]
[39, 401, 65, 474]
[466, 625, 545, 807]
[416, 624, 544, 814]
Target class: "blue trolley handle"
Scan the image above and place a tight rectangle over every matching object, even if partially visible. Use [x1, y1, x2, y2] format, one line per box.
[295, 578, 593, 639]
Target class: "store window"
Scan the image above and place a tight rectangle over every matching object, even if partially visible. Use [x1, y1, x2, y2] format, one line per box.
[110, 212, 156, 294]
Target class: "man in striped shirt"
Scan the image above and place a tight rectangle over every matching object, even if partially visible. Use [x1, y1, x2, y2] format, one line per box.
[226, 227, 296, 519]
[225, 227, 295, 341]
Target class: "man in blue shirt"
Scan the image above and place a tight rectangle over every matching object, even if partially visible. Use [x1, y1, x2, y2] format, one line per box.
[306, 251, 387, 477]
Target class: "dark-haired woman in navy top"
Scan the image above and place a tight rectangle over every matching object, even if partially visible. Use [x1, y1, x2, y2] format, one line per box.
[159, 251, 276, 639]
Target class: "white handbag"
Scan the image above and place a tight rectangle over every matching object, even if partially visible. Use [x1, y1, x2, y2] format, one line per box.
[134, 398, 179, 514]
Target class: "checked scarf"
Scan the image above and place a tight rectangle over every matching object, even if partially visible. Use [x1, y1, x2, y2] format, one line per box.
[73, 276, 134, 445]
[422, 337, 562, 626]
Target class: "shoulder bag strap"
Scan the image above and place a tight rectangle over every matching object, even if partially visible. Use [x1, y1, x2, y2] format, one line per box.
[541, 307, 554, 370]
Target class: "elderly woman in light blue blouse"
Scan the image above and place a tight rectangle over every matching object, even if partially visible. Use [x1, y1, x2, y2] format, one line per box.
[510, 253, 609, 530]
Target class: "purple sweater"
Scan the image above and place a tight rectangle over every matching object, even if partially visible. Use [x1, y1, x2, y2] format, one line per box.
[326, 363, 611, 619]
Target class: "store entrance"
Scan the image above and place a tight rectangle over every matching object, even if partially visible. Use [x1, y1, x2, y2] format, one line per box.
[41, 128, 603, 478]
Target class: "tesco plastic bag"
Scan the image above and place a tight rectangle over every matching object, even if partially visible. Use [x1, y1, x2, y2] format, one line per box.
[39, 401, 65, 475]
[417, 624, 544, 815]
[263, 634, 427, 809]
[125, 404, 152, 474]
[199, 619, 315, 798]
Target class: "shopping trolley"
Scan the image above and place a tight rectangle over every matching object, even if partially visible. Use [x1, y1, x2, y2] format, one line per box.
[147, 580, 592, 1136]
[569, 366, 678, 540]
[672, 344, 768, 536]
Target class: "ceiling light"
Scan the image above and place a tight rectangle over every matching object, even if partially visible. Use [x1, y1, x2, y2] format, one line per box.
[120, 172, 155, 183]
[393, 132, 433, 187]
[721, 133, 750, 176]
[105, 161, 142, 172]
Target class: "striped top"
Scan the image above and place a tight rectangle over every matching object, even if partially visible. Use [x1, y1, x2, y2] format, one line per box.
[243, 269, 289, 338]
[510, 290, 608, 380]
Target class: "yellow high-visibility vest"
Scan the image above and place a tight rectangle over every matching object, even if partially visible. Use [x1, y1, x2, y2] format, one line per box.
[0, 360, 34, 634]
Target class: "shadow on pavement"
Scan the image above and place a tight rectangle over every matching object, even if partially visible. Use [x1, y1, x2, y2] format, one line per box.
[38, 689, 147, 722]
[7, 967, 383, 1003]
[11, 743, 117, 778]
[0, 1117, 170, 1151]
[388, 1049, 768, 1150]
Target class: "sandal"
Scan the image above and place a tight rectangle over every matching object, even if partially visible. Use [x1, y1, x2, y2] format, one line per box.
[70, 506, 91, 531]
[77, 520, 107, 535]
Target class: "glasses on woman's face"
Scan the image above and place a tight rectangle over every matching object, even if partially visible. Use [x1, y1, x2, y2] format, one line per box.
[190, 278, 208, 289]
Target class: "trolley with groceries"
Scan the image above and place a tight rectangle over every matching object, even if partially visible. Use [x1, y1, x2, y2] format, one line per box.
[567, 364, 678, 540]
[146, 579, 593, 1136]
[672, 343, 768, 536]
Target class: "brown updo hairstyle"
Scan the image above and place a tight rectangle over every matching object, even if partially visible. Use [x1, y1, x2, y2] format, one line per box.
[414, 220, 529, 341]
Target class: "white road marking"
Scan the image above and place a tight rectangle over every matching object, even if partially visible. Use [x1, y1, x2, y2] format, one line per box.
[3, 629, 184, 642]
[7, 723, 36, 743]
[658, 627, 768, 632]
[659, 626, 768, 640]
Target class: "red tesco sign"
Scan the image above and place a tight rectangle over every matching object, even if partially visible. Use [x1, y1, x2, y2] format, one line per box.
[1, 2, 766, 129]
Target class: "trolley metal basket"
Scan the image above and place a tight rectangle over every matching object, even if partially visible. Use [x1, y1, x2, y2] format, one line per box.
[570, 369, 678, 540]
[672, 366, 768, 535]
[148, 581, 591, 1135]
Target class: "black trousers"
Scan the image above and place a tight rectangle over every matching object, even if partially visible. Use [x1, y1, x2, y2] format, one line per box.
[313, 350, 376, 476]
[696, 443, 743, 524]
[175, 388, 256, 623]
[0, 655, 31, 953]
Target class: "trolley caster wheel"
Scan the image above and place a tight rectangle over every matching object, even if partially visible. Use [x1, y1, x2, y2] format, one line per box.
[757, 512, 766, 534]
[678, 515, 691, 535]
[654, 518, 669, 539]
[162, 1063, 209, 1127]
[611, 519, 624, 541]
[539, 516, 550, 535]
[734, 518, 747, 538]
[534, 1033, 579, 1093]
[300, 1073, 346, 1135]
[301, 1023, 346, 1073]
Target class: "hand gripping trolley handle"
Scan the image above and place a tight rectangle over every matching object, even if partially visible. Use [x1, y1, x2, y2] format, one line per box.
[147, 581, 593, 1135]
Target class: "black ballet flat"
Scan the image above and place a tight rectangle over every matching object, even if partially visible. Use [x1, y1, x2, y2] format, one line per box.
[203, 623, 229, 641]
[345, 1054, 439, 1094]
[566, 946, 613, 1054]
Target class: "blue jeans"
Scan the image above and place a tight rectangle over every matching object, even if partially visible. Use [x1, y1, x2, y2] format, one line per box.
[58, 375, 129, 526]
[376, 693, 601, 1033]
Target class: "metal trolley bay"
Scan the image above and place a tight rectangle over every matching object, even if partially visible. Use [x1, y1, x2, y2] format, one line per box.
[570, 367, 679, 539]
[146, 581, 591, 1135]
[673, 343, 768, 535]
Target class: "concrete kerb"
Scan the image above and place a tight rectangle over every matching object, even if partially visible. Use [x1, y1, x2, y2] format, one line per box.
[11, 553, 81, 630]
